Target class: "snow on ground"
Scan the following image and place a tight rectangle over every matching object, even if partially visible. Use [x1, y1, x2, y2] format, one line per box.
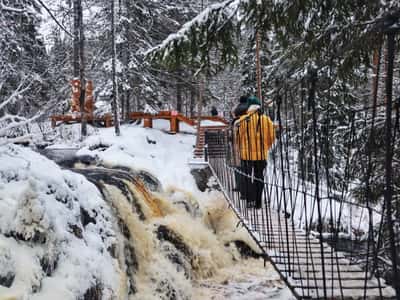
[0, 145, 120, 299]
[193, 260, 294, 300]
[77, 122, 199, 194]
[266, 161, 379, 239]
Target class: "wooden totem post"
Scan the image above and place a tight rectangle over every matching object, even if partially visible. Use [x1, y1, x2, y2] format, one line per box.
[71, 79, 81, 113]
[84, 80, 94, 115]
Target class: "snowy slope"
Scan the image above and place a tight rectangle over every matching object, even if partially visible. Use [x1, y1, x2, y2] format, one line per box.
[77, 123, 199, 194]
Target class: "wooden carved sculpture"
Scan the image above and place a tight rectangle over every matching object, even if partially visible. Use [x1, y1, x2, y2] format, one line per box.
[70, 79, 95, 114]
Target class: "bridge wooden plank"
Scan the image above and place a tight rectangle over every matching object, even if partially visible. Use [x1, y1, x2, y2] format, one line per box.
[239, 209, 395, 299]
[294, 286, 396, 299]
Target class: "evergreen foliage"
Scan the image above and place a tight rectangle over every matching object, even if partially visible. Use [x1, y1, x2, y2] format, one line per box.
[0, 0, 49, 141]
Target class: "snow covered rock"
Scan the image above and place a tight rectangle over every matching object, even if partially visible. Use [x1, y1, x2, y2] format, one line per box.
[0, 145, 119, 299]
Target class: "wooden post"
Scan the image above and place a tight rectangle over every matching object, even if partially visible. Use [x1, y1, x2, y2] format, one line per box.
[105, 115, 112, 127]
[170, 111, 179, 133]
[144, 118, 153, 128]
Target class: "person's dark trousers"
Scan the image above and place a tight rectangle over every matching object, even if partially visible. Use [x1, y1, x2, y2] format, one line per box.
[240, 160, 266, 208]
[233, 167, 242, 191]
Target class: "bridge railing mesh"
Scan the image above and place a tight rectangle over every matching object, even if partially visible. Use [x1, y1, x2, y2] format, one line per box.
[205, 66, 400, 299]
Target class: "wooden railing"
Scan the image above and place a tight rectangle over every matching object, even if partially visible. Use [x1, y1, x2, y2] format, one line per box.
[50, 114, 113, 128]
[51, 110, 229, 134]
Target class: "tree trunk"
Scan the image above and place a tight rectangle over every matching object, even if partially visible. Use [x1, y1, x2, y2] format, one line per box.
[120, 92, 125, 121]
[73, 0, 86, 137]
[79, 1, 87, 137]
[176, 71, 182, 112]
[111, 0, 120, 136]
[190, 80, 196, 117]
[121, 14, 128, 121]
[126, 89, 131, 119]
[185, 89, 189, 116]
[73, 0, 79, 78]
[124, 0, 134, 120]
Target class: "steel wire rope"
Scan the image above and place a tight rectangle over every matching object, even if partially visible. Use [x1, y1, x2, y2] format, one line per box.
[383, 30, 400, 299]
[363, 42, 384, 299]
[287, 89, 303, 222]
[334, 112, 357, 299]
[309, 70, 329, 299]
[281, 86, 308, 296]
[299, 80, 318, 298]
[298, 81, 322, 299]
[269, 101, 288, 277]
[252, 109, 273, 248]
[261, 117, 275, 249]
[270, 95, 286, 266]
[321, 96, 345, 299]
[263, 145, 274, 249]
[262, 102, 287, 275]
[248, 114, 259, 231]
[255, 113, 268, 245]
[276, 93, 296, 281]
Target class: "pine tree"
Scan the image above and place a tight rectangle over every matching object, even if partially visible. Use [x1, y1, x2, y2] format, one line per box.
[0, 0, 49, 143]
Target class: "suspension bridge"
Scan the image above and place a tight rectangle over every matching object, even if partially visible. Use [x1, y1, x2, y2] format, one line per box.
[191, 42, 400, 300]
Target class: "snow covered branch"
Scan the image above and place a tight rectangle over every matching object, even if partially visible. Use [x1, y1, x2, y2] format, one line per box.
[0, 1, 26, 13]
[0, 134, 33, 146]
[0, 80, 31, 111]
[0, 114, 39, 137]
[0, 79, 39, 145]
[145, 0, 243, 72]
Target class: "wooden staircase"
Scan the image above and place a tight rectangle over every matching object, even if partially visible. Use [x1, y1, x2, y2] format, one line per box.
[194, 125, 228, 159]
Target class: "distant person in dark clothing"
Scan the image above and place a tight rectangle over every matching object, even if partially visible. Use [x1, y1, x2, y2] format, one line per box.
[230, 95, 249, 195]
[231, 95, 249, 120]
[211, 106, 218, 116]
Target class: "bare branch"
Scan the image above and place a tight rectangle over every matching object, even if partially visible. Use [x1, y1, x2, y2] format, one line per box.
[35, 0, 73, 37]
[0, 80, 30, 111]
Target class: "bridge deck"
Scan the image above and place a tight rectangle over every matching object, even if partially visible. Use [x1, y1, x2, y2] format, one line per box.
[226, 196, 396, 299]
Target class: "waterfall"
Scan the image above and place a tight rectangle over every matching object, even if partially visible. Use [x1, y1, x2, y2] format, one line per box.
[73, 165, 262, 300]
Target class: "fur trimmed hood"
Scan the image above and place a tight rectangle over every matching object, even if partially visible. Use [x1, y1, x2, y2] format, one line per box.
[247, 104, 261, 112]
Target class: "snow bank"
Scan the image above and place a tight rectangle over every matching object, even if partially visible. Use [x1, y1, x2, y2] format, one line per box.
[0, 145, 120, 299]
[77, 124, 200, 195]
